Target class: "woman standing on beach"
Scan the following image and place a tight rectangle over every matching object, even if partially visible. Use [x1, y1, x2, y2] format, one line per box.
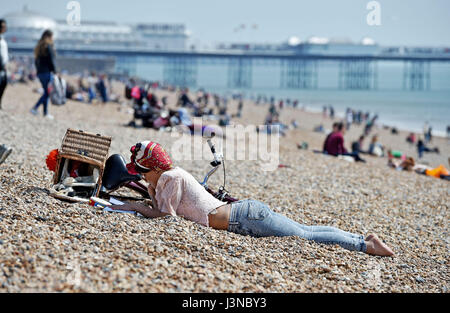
[112, 141, 394, 257]
[31, 30, 56, 119]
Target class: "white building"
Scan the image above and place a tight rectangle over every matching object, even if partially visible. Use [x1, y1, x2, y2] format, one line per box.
[2, 6, 189, 51]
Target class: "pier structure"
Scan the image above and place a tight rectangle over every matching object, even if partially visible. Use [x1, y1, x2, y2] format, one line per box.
[163, 56, 198, 87]
[280, 59, 318, 89]
[403, 60, 431, 91]
[227, 57, 253, 89]
[338, 59, 378, 90]
[11, 46, 450, 90]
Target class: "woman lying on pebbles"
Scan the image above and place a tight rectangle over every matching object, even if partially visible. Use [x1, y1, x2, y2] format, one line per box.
[112, 141, 394, 257]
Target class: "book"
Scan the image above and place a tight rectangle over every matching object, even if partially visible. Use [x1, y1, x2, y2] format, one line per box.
[89, 196, 139, 215]
[104, 197, 142, 216]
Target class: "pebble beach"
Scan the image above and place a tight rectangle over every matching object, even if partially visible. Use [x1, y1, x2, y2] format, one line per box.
[0, 78, 449, 293]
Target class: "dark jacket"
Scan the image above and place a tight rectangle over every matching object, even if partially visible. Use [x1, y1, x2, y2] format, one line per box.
[35, 45, 56, 74]
[324, 132, 347, 156]
[323, 132, 333, 152]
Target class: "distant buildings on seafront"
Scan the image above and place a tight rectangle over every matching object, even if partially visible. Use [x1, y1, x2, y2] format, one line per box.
[2, 6, 189, 52]
[217, 36, 450, 57]
[2, 5, 449, 83]
[3, 6, 449, 57]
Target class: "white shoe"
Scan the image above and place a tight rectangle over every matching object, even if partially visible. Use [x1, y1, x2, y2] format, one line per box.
[45, 114, 54, 120]
[30, 108, 38, 115]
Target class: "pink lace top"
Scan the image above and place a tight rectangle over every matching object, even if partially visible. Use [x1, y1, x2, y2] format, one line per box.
[153, 167, 227, 227]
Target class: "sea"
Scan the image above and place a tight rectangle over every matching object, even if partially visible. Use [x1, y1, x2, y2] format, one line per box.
[126, 58, 450, 136]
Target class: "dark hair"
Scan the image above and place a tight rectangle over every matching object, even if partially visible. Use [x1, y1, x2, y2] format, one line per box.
[0, 19, 6, 26]
[41, 29, 53, 39]
[134, 163, 150, 173]
[359, 135, 365, 141]
[34, 29, 54, 58]
[336, 122, 344, 131]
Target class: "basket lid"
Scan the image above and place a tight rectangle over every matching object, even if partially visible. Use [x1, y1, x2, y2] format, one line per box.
[59, 128, 112, 165]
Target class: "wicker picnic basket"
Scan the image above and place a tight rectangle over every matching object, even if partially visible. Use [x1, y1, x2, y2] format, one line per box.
[51, 128, 112, 202]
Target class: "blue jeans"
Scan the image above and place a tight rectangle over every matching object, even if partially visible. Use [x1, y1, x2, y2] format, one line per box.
[34, 72, 51, 115]
[228, 199, 367, 252]
[88, 87, 96, 103]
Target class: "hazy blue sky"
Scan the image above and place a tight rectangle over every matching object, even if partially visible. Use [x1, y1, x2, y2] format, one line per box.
[2, 0, 450, 48]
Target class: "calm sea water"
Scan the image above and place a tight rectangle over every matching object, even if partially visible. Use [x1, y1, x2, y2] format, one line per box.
[123, 58, 450, 136]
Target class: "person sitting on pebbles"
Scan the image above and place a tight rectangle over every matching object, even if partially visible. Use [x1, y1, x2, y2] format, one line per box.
[111, 141, 394, 257]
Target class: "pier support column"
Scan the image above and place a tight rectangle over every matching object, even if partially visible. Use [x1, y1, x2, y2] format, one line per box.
[227, 58, 252, 89]
[163, 56, 198, 87]
[280, 59, 318, 89]
[116, 56, 138, 77]
[403, 60, 431, 91]
[338, 59, 377, 90]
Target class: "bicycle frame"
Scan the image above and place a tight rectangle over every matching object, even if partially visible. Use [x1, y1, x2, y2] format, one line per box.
[200, 164, 220, 188]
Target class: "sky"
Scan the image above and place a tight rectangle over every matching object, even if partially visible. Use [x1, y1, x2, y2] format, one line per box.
[2, 0, 450, 48]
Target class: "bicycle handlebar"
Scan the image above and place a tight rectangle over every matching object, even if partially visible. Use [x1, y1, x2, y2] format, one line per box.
[207, 138, 222, 167]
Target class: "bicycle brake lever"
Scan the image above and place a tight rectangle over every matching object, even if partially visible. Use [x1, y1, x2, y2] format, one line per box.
[207, 139, 223, 165]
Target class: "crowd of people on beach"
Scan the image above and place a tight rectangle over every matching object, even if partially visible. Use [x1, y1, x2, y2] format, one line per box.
[122, 78, 300, 139]
[311, 103, 385, 164]
[315, 106, 449, 181]
[382, 124, 449, 181]
[126, 82, 447, 184]
[72, 71, 121, 105]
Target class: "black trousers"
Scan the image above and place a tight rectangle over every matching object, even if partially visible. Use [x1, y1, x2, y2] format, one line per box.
[0, 71, 7, 108]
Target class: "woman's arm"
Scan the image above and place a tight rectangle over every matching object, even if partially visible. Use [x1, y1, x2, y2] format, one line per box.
[147, 185, 159, 210]
[110, 203, 169, 219]
[48, 45, 57, 73]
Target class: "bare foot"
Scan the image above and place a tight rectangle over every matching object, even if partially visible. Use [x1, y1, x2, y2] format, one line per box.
[365, 233, 376, 241]
[365, 234, 395, 256]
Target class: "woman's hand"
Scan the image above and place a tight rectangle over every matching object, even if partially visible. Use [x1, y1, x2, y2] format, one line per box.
[109, 203, 168, 219]
[109, 203, 138, 212]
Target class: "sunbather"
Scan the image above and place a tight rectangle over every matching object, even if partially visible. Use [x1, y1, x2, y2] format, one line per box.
[417, 138, 439, 159]
[415, 164, 450, 181]
[323, 122, 365, 162]
[368, 135, 384, 157]
[111, 141, 394, 256]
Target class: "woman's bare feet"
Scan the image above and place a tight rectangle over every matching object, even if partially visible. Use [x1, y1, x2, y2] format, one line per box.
[365, 234, 394, 256]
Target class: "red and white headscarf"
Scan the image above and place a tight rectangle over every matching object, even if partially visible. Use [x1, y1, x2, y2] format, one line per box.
[126, 141, 173, 175]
